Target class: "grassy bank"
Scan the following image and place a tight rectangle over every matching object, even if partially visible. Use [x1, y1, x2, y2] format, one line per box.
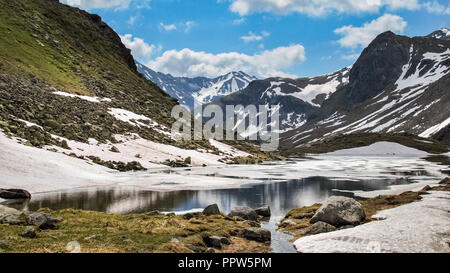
[0, 209, 271, 253]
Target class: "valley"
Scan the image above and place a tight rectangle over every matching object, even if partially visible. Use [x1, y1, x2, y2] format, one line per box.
[0, 0, 449, 255]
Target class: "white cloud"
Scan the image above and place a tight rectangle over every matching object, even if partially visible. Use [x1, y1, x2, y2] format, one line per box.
[146, 45, 306, 78]
[241, 31, 270, 42]
[334, 14, 407, 48]
[341, 53, 361, 60]
[61, 0, 131, 10]
[184, 21, 196, 33]
[233, 18, 246, 25]
[228, 0, 420, 16]
[160, 22, 177, 31]
[120, 34, 156, 60]
[241, 32, 264, 42]
[423, 1, 450, 14]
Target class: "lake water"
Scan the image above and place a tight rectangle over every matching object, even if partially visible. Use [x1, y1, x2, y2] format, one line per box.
[2, 156, 446, 253]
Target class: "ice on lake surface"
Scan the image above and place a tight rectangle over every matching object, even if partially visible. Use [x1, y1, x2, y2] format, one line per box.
[3, 155, 447, 253]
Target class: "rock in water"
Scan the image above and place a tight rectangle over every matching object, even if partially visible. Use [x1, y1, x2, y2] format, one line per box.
[228, 206, 258, 221]
[242, 228, 271, 242]
[304, 221, 337, 235]
[310, 196, 366, 226]
[255, 205, 271, 217]
[203, 204, 220, 216]
[0, 189, 31, 199]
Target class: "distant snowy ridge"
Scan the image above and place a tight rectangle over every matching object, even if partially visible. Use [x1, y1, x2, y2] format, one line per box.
[136, 62, 257, 109]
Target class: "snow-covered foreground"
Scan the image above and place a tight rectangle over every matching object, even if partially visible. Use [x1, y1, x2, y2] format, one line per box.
[294, 190, 450, 253]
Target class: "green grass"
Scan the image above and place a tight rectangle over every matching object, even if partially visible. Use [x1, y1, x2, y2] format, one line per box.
[0, 209, 267, 253]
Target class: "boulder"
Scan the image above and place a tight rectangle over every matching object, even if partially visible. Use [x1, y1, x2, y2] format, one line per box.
[310, 196, 366, 226]
[203, 204, 220, 216]
[203, 235, 223, 249]
[0, 189, 31, 199]
[26, 212, 60, 230]
[228, 206, 258, 221]
[255, 205, 271, 217]
[20, 227, 37, 239]
[304, 221, 336, 235]
[242, 228, 271, 242]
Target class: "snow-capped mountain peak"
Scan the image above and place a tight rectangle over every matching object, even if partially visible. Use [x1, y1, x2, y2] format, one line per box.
[427, 28, 450, 41]
[136, 62, 257, 109]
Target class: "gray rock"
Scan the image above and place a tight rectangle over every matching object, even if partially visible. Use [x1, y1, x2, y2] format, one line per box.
[26, 212, 60, 230]
[304, 221, 336, 235]
[2, 215, 26, 226]
[255, 205, 271, 217]
[0, 189, 31, 199]
[242, 228, 271, 242]
[20, 227, 37, 239]
[204, 247, 215, 253]
[220, 237, 232, 245]
[203, 235, 223, 249]
[228, 206, 258, 221]
[310, 196, 366, 226]
[203, 204, 220, 216]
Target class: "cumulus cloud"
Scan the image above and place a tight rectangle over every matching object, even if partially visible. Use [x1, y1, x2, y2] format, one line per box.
[61, 0, 132, 10]
[146, 45, 306, 78]
[120, 34, 156, 60]
[334, 14, 407, 48]
[228, 0, 420, 16]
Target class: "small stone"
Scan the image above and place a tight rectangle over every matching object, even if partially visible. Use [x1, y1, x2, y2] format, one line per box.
[26, 212, 60, 230]
[204, 248, 215, 253]
[84, 234, 99, 241]
[228, 206, 258, 221]
[20, 227, 37, 239]
[110, 146, 120, 153]
[220, 237, 232, 245]
[203, 204, 220, 216]
[304, 221, 336, 235]
[242, 228, 271, 242]
[203, 235, 223, 249]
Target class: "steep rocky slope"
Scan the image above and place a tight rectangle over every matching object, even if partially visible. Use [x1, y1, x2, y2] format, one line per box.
[281, 31, 450, 149]
[0, 0, 262, 169]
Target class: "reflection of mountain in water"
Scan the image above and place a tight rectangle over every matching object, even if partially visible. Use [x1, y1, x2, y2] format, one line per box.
[6, 177, 413, 218]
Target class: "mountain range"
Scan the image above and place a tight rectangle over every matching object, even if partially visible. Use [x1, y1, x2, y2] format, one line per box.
[137, 62, 257, 110]
[281, 30, 450, 149]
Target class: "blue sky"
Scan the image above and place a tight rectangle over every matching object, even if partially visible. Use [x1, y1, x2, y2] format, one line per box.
[62, 0, 450, 78]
